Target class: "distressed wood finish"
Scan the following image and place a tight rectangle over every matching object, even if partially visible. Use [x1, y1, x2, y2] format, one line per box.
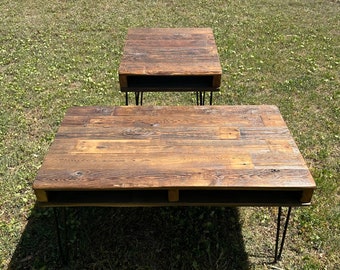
[33, 106, 316, 207]
[119, 28, 222, 91]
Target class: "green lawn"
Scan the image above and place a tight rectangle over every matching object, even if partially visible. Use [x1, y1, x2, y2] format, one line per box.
[1, 0, 339, 269]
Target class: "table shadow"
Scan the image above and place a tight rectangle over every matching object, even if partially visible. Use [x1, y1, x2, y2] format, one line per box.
[9, 206, 249, 270]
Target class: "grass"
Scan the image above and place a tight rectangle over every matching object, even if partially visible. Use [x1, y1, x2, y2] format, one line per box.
[0, 0, 339, 269]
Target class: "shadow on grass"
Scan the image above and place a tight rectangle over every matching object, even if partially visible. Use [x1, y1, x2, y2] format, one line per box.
[9, 206, 249, 269]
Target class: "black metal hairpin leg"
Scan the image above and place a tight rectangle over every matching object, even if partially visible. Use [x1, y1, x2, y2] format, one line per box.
[125, 92, 129, 105]
[196, 92, 204, 105]
[196, 91, 213, 105]
[201, 91, 205, 105]
[53, 208, 69, 265]
[196, 91, 205, 105]
[134, 92, 143, 105]
[274, 206, 292, 263]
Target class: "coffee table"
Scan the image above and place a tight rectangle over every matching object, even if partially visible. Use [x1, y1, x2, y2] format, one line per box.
[118, 28, 222, 105]
[33, 105, 316, 262]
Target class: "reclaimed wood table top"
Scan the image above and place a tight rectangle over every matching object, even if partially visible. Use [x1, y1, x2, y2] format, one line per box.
[33, 106, 316, 207]
[118, 28, 222, 91]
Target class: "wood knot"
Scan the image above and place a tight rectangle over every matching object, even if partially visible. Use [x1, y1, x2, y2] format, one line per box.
[72, 171, 83, 177]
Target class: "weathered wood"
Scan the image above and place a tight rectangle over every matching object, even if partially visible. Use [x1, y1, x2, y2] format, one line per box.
[33, 106, 316, 206]
[34, 190, 48, 202]
[168, 189, 179, 202]
[118, 28, 222, 92]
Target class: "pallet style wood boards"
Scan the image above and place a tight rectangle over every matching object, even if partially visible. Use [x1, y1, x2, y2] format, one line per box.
[33, 106, 316, 207]
[119, 28, 222, 92]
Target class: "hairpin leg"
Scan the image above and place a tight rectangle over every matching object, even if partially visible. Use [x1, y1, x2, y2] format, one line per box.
[198, 91, 205, 105]
[125, 92, 129, 105]
[134, 92, 143, 105]
[274, 207, 292, 262]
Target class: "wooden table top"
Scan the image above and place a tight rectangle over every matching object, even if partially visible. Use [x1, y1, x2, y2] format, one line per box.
[33, 106, 316, 207]
[118, 28, 222, 90]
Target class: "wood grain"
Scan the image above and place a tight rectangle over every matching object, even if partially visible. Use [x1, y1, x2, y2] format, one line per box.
[118, 28, 222, 91]
[33, 106, 316, 206]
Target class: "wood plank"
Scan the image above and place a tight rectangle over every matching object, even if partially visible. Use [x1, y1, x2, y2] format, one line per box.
[119, 65, 221, 75]
[127, 28, 214, 36]
[168, 189, 179, 202]
[47, 138, 274, 155]
[123, 39, 211, 48]
[34, 168, 315, 190]
[34, 190, 48, 202]
[36, 152, 254, 172]
[60, 114, 263, 128]
[53, 128, 291, 141]
[300, 189, 315, 203]
[63, 105, 280, 117]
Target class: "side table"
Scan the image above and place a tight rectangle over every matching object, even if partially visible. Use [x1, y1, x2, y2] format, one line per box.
[118, 28, 222, 105]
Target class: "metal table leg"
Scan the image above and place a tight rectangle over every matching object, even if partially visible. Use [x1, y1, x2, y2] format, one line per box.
[201, 91, 205, 105]
[196, 91, 213, 105]
[128, 91, 213, 106]
[274, 206, 292, 262]
[197, 91, 205, 105]
[134, 92, 143, 105]
[125, 92, 129, 105]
